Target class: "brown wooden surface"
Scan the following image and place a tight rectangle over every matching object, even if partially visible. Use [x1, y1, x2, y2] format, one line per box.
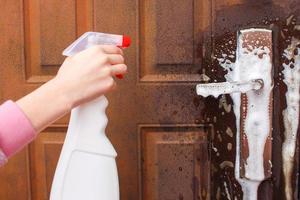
[0, 0, 299, 200]
[141, 126, 211, 200]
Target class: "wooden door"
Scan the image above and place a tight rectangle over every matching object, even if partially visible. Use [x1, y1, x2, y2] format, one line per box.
[0, 0, 299, 200]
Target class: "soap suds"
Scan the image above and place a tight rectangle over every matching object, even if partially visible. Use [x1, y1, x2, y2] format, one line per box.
[238, 37, 273, 181]
[232, 90, 260, 200]
[234, 29, 273, 199]
[281, 37, 300, 200]
[196, 78, 262, 98]
[199, 29, 273, 200]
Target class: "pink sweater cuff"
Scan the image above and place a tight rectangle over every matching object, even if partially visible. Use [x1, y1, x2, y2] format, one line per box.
[0, 100, 37, 159]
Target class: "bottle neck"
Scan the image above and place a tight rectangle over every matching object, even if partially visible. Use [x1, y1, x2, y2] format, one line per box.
[70, 96, 108, 132]
[66, 95, 117, 156]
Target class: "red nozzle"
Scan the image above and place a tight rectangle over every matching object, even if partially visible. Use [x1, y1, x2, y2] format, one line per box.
[116, 74, 124, 79]
[122, 36, 131, 47]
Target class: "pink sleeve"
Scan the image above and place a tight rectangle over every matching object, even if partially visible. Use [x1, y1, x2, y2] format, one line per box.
[0, 100, 37, 166]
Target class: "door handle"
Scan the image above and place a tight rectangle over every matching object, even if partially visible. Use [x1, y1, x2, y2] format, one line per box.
[196, 79, 264, 97]
[196, 29, 273, 181]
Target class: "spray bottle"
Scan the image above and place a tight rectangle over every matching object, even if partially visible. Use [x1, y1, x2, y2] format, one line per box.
[50, 32, 131, 200]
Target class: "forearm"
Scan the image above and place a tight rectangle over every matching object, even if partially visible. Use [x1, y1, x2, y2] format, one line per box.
[0, 45, 126, 164]
[16, 78, 73, 133]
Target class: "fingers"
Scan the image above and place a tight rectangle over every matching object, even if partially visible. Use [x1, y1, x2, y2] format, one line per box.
[97, 77, 116, 94]
[98, 67, 113, 79]
[97, 45, 124, 55]
[93, 45, 127, 78]
[107, 54, 124, 65]
[92, 45, 125, 66]
[99, 64, 127, 79]
[102, 77, 116, 91]
[110, 64, 127, 76]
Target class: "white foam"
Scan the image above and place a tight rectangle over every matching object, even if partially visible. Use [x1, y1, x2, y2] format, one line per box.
[196, 80, 262, 98]
[198, 29, 274, 199]
[229, 90, 260, 200]
[281, 37, 300, 200]
[220, 29, 272, 200]
[238, 46, 272, 182]
[237, 30, 273, 200]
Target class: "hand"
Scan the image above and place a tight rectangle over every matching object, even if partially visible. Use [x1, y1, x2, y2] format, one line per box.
[16, 45, 127, 132]
[54, 45, 127, 107]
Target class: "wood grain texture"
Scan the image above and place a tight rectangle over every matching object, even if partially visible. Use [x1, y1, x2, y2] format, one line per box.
[0, 1, 31, 199]
[40, 0, 76, 66]
[0, 0, 298, 199]
[139, 0, 212, 82]
[24, 0, 92, 83]
[29, 128, 66, 200]
[140, 126, 210, 200]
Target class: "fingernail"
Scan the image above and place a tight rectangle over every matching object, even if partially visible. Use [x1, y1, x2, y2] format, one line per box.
[116, 74, 124, 79]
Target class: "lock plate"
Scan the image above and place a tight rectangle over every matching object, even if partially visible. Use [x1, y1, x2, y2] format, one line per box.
[196, 28, 274, 181]
[238, 29, 273, 181]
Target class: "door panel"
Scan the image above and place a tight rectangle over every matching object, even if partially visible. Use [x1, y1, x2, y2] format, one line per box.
[140, 0, 211, 82]
[141, 126, 211, 200]
[0, 1, 32, 200]
[24, 0, 91, 82]
[0, 0, 299, 200]
[29, 128, 65, 199]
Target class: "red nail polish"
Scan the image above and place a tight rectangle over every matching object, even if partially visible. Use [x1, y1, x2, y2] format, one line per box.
[116, 74, 124, 79]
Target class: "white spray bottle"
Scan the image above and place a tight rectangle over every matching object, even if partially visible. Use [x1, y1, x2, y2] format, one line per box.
[50, 32, 131, 200]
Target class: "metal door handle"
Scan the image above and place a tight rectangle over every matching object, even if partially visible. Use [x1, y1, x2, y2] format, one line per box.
[196, 79, 264, 97]
[196, 29, 273, 181]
